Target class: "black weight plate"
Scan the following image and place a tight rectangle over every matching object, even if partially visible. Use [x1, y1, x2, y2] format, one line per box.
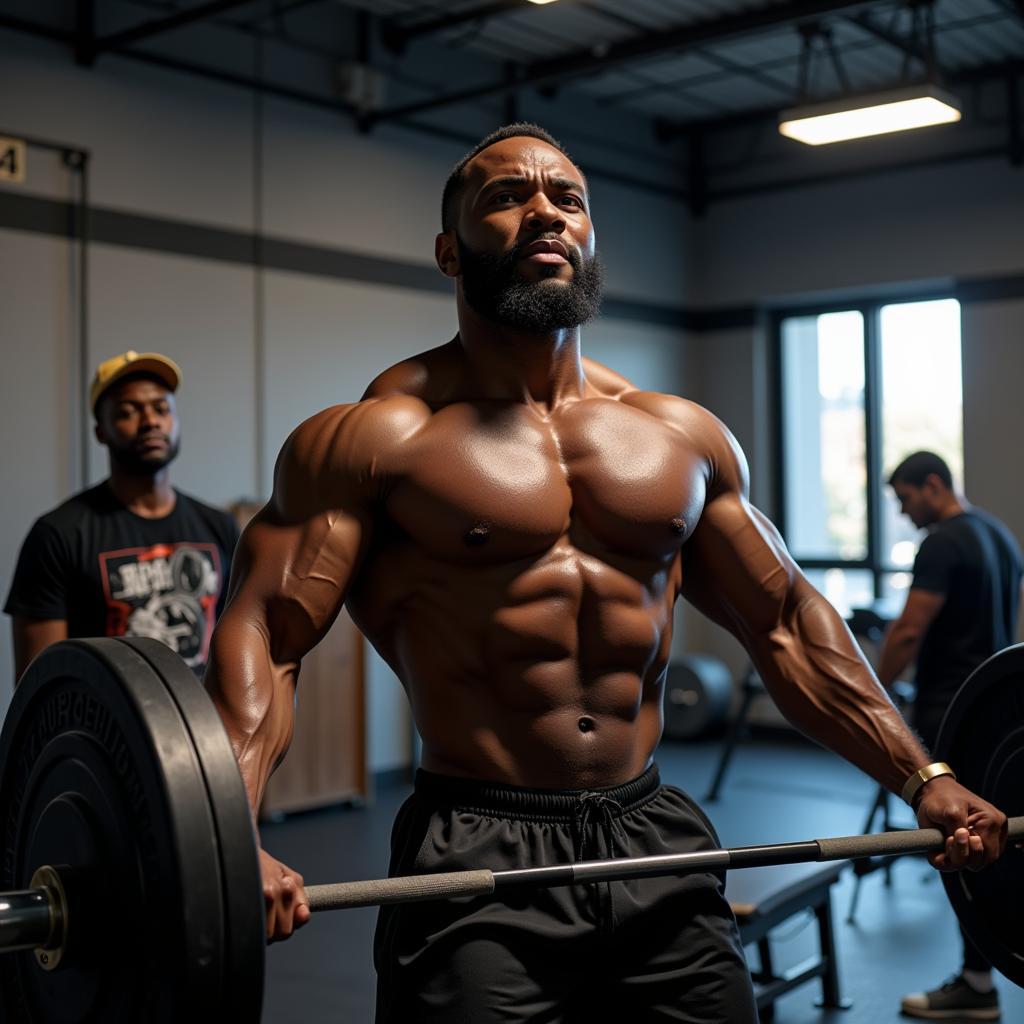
[117, 638, 264, 1023]
[935, 643, 1024, 988]
[0, 638, 247, 1023]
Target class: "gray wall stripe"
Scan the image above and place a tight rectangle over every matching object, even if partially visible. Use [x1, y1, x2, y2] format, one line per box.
[0, 190, 705, 328]
[2, 190, 1022, 330]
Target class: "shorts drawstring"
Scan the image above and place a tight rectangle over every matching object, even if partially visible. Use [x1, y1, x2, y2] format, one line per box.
[573, 791, 623, 936]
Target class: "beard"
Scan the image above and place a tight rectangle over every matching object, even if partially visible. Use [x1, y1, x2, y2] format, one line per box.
[108, 435, 181, 477]
[457, 233, 604, 333]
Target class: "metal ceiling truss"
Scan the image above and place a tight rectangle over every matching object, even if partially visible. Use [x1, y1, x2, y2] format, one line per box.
[76, 0, 262, 65]
[795, 21, 852, 100]
[366, 0, 886, 125]
[847, 7, 942, 75]
[994, 0, 1024, 24]
[2, 1, 1020, 208]
[655, 56, 1022, 138]
[380, 1, 527, 54]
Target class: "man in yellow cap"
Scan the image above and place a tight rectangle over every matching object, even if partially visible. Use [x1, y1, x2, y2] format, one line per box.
[5, 351, 239, 681]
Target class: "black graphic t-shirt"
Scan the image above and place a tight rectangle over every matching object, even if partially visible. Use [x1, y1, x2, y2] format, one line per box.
[5, 483, 240, 677]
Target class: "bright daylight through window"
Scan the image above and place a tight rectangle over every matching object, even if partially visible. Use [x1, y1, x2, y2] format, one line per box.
[780, 298, 963, 617]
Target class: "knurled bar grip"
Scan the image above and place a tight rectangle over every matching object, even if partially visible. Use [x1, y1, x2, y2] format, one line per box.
[816, 815, 1024, 860]
[302, 816, 1024, 913]
[305, 869, 496, 910]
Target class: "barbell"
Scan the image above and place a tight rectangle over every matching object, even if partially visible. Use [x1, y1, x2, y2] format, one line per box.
[0, 636, 1021, 1022]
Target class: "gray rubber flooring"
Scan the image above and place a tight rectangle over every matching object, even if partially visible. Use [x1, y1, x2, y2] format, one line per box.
[260, 734, 1022, 1023]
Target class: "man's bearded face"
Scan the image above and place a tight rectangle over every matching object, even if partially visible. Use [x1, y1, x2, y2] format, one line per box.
[457, 233, 604, 333]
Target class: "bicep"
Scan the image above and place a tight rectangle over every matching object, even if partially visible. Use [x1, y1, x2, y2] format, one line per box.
[680, 492, 799, 639]
[13, 617, 68, 684]
[221, 503, 371, 665]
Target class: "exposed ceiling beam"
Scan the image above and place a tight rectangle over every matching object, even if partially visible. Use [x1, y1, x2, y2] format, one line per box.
[655, 58, 1024, 139]
[688, 48, 796, 97]
[575, 2, 648, 33]
[598, 47, 795, 115]
[846, 10, 944, 75]
[613, 8, 1007, 115]
[381, 2, 526, 54]
[239, 0, 327, 27]
[993, 0, 1024, 23]
[0, 12, 73, 43]
[368, 0, 883, 124]
[93, 0, 262, 55]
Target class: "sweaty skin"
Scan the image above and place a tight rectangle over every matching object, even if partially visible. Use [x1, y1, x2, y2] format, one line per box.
[204, 135, 1006, 942]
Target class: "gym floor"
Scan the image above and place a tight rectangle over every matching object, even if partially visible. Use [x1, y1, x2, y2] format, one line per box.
[260, 733, 1023, 1023]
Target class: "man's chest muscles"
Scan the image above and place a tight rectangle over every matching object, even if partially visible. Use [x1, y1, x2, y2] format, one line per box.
[383, 402, 707, 567]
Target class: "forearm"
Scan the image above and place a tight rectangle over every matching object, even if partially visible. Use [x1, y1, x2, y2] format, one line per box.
[744, 583, 928, 795]
[204, 603, 299, 817]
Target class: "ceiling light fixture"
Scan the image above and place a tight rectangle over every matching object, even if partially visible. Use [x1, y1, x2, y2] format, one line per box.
[525, 0, 561, 5]
[778, 83, 961, 146]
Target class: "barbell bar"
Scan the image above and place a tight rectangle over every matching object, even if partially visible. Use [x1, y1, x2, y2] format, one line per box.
[4, 816, 1022, 963]
[300, 817, 1024, 912]
[0, 636, 1021, 1023]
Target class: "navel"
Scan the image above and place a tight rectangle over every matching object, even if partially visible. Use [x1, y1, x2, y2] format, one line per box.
[578, 716, 596, 733]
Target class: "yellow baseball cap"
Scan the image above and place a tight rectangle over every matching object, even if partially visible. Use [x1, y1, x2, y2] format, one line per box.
[90, 350, 182, 411]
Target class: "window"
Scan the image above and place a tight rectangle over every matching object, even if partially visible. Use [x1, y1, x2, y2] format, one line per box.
[777, 296, 963, 611]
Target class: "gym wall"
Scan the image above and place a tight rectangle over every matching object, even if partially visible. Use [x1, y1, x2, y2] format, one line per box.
[0, 32, 694, 760]
[685, 158, 1024, 681]
[2, 27, 1021, 759]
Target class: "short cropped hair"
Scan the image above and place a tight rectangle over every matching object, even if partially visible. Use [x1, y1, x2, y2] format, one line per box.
[888, 450, 954, 490]
[440, 123, 575, 232]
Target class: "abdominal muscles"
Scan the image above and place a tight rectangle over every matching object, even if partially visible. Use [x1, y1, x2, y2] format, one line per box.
[350, 536, 677, 788]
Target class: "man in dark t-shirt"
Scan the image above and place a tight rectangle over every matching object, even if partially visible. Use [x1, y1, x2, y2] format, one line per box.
[877, 450, 1022, 1019]
[5, 350, 239, 681]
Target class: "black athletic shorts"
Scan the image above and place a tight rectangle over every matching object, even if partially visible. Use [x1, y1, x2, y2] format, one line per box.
[374, 764, 757, 1023]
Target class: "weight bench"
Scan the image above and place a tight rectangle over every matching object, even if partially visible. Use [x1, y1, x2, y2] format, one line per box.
[727, 859, 850, 1020]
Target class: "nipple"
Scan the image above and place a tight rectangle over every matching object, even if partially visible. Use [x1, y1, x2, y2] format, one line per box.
[464, 522, 491, 546]
[670, 517, 686, 535]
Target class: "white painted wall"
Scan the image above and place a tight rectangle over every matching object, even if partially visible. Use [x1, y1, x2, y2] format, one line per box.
[0, 33, 694, 773]
[692, 157, 1024, 308]
[5, 26, 1018, 756]
[87, 245, 259, 504]
[962, 301, 1024, 554]
[0, 227, 78, 692]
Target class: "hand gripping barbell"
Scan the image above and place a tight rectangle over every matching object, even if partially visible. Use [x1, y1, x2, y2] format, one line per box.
[0, 637, 1021, 1022]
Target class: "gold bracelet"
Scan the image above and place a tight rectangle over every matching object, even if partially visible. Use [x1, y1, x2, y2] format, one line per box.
[901, 762, 957, 806]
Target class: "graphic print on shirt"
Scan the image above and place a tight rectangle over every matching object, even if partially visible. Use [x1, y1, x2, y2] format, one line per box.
[98, 542, 222, 668]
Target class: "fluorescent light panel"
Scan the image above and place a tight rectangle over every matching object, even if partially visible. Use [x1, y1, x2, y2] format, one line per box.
[779, 84, 961, 146]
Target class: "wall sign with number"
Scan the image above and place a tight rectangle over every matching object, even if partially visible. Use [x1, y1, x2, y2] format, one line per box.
[0, 136, 26, 183]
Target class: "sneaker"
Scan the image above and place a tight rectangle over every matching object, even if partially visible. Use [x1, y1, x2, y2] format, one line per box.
[900, 975, 1000, 1020]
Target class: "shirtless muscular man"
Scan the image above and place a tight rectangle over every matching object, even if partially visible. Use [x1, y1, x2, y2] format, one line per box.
[204, 124, 1006, 1023]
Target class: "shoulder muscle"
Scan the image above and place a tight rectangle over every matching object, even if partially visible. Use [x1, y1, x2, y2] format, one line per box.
[272, 398, 431, 522]
[622, 392, 749, 498]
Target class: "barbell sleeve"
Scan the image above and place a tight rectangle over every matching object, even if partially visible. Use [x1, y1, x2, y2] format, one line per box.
[303, 816, 1024, 913]
[0, 889, 55, 954]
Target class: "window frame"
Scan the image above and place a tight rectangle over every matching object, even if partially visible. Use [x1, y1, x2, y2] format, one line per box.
[772, 289, 961, 600]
